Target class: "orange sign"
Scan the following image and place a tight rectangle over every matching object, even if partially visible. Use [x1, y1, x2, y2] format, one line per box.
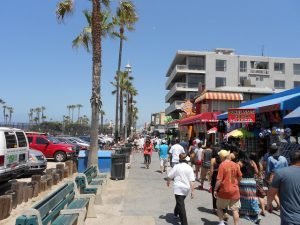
[228, 108, 256, 123]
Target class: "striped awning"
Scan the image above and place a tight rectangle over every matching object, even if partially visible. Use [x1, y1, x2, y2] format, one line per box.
[195, 92, 243, 103]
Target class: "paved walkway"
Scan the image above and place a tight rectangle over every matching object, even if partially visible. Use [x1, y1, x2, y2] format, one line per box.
[86, 152, 281, 225]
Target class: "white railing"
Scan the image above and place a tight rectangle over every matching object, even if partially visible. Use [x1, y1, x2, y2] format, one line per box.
[165, 101, 185, 115]
[165, 83, 190, 101]
[249, 68, 270, 75]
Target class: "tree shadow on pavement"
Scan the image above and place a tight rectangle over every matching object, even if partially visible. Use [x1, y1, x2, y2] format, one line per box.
[159, 213, 180, 225]
[201, 218, 219, 225]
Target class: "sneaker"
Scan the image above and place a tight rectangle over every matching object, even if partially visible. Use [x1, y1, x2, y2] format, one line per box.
[218, 221, 226, 225]
[243, 215, 251, 221]
[223, 213, 229, 221]
[198, 185, 204, 190]
[253, 216, 262, 224]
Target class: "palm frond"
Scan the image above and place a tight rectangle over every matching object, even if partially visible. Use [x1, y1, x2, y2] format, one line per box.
[56, 0, 74, 21]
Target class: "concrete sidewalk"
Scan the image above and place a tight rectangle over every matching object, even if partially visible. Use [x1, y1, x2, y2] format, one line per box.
[86, 152, 281, 225]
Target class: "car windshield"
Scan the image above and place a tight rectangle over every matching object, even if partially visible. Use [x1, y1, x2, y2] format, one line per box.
[48, 136, 61, 144]
[72, 137, 88, 144]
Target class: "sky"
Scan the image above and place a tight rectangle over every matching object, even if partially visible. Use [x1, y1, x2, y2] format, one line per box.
[1, 0, 300, 126]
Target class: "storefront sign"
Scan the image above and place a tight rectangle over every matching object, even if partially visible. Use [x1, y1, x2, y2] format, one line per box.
[228, 108, 256, 123]
[259, 104, 280, 113]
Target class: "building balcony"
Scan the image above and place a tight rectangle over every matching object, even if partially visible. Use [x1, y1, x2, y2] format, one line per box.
[165, 101, 185, 115]
[165, 82, 198, 102]
[165, 65, 205, 89]
[248, 68, 270, 76]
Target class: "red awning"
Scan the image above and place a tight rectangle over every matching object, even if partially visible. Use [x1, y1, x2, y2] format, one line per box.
[179, 112, 221, 126]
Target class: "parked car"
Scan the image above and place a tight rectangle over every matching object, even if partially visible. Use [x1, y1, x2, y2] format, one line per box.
[79, 135, 105, 146]
[26, 132, 76, 162]
[61, 136, 89, 150]
[26, 149, 47, 175]
[0, 127, 29, 182]
[56, 137, 80, 156]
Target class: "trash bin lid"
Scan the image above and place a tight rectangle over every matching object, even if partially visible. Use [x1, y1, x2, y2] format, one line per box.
[98, 150, 113, 158]
[78, 150, 87, 157]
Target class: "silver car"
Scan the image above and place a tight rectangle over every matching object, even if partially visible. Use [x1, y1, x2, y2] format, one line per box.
[26, 149, 47, 174]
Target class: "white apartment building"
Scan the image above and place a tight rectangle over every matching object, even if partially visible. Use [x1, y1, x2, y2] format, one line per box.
[165, 48, 300, 118]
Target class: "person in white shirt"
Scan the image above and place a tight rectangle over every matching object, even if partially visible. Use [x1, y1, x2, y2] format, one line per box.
[167, 153, 195, 225]
[169, 138, 185, 167]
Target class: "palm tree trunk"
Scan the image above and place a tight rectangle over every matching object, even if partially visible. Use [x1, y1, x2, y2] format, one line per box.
[78, 107, 81, 122]
[100, 112, 104, 133]
[114, 31, 123, 141]
[119, 89, 124, 139]
[88, 0, 101, 168]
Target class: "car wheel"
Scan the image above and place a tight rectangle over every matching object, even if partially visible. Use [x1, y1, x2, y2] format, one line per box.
[54, 151, 66, 162]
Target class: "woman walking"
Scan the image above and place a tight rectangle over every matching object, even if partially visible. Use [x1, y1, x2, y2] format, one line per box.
[238, 151, 261, 224]
[210, 146, 221, 213]
[144, 139, 153, 169]
[199, 142, 213, 190]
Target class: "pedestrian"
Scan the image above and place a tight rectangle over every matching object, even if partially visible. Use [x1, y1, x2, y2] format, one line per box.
[169, 138, 185, 167]
[143, 139, 153, 169]
[267, 150, 300, 225]
[158, 139, 169, 174]
[210, 146, 221, 214]
[250, 152, 266, 217]
[237, 151, 261, 224]
[214, 149, 242, 225]
[266, 143, 288, 210]
[199, 141, 213, 190]
[193, 142, 203, 181]
[167, 153, 195, 225]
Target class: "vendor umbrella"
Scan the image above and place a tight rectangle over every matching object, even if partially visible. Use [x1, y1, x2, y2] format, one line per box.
[225, 128, 254, 139]
[207, 127, 218, 134]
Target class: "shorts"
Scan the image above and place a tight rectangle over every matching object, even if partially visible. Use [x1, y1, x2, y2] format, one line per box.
[160, 158, 168, 167]
[216, 197, 241, 211]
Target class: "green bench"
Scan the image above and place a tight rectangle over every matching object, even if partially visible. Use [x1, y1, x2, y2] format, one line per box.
[15, 181, 96, 225]
[75, 166, 108, 204]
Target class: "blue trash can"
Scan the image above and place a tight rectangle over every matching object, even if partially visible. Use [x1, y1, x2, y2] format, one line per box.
[78, 150, 112, 173]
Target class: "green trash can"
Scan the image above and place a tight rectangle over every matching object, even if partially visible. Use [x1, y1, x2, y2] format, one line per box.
[111, 154, 126, 180]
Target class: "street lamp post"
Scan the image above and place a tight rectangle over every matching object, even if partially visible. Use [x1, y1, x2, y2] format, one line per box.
[124, 63, 131, 141]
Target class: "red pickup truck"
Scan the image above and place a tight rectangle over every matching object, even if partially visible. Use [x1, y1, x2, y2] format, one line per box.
[26, 132, 76, 162]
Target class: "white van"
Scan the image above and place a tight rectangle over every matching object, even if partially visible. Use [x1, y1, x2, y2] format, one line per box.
[0, 127, 29, 181]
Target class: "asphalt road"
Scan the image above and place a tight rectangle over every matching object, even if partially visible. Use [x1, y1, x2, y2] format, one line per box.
[122, 152, 281, 225]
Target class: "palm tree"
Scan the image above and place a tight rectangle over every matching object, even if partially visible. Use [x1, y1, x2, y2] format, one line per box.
[41, 106, 46, 123]
[29, 108, 34, 124]
[7, 107, 14, 124]
[0, 99, 5, 123]
[127, 85, 138, 137]
[100, 110, 105, 133]
[67, 105, 72, 120]
[35, 107, 42, 124]
[113, 1, 138, 141]
[76, 104, 83, 122]
[56, 0, 110, 168]
[3, 105, 7, 124]
[70, 105, 76, 123]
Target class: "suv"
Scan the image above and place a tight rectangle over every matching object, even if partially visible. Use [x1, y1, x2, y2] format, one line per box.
[0, 127, 29, 182]
[26, 132, 76, 162]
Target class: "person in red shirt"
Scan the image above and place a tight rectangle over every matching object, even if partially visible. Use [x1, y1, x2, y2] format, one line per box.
[144, 139, 153, 169]
[214, 150, 242, 225]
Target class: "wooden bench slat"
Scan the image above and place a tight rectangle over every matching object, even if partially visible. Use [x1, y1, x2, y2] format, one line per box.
[68, 199, 89, 209]
[51, 214, 78, 225]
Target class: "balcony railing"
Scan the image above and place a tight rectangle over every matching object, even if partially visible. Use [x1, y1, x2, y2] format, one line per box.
[165, 101, 185, 115]
[165, 83, 199, 102]
[249, 68, 270, 76]
[166, 65, 206, 88]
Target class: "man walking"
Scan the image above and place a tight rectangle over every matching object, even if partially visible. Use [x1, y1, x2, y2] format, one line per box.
[169, 138, 185, 167]
[158, 139, 169, 173]
[267, 150, 300, 225]
[214, 150, 242, 225]
[167, 153, 195, 225]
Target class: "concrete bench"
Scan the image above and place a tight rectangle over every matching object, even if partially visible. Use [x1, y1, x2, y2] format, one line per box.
[15, 181, 96, 225]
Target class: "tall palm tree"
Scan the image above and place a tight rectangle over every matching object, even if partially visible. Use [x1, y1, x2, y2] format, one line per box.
[35, 107, 42, 124]
[113, 1, 138, 141]
[0, 99, 5, 123]
[76, 104, 83, 122]
[6, 107, 14, 124]
[70, 105, 76, 123]
[119, 71, 133, 138]
[3, 105, 7, 124]
[29, 108, 34, 124]
[127, 85, 138, 136]
[41, 106, 46, 123]
[56, 0, 110, 167]
[100, 109, 105, 133]
[67, 105, 72, 120]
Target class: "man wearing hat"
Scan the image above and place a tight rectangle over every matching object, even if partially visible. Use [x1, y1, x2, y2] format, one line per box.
[167, 153, 195, 225]
[214, 150, 242, 225]
[159, 139, 169, 174]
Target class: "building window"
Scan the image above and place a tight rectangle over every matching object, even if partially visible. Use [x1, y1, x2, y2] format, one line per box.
[187, 74, 205, 88]
[274, 63, 285, 73]
[294, 64, 300, 75]
[239, 76, 247, 86]
[294, 81, 300, 88]
[274, 80, 285, 89]
[240, 61, 247, 72]
[216, 60, 226, 71]
[188, 56, 205, 70]
[216, 77, 226, 87]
